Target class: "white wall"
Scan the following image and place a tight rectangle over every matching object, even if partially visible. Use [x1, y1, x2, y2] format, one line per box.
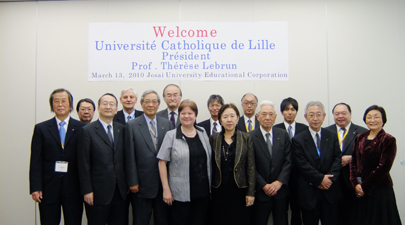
[0, 0, 403, 224]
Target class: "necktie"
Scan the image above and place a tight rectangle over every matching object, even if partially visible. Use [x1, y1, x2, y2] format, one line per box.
[288, 125, 293, 141]
[59, 121, 66, 149]
[127, 115, 131, 123]
[341, 127, 346, 151]
[170, 111, 176, 128]
[247, 119, 252, 132]
[266, 132, 272, 157]
[212, 122, 218, 134]
[315, 133, 321, 157]
[107, 125, 114, 147]
[150, 120, 157, 151]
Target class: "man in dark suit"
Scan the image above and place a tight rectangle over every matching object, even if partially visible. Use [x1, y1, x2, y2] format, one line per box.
[114, 87, 143, 125]
[30, 88, 84, 225]
[77, 93, 127, 225]
[274, 97, 307, 225]
[237, 93, 260, 133]
[156, 84, 182, 128]
[197, 94, 224, 137]
[76, 98, 95, 124]
[292, 101, 342, 225]
[125, 90, 173, 225]
[250, 100, 291, 225]
[326, 103, 367, 225]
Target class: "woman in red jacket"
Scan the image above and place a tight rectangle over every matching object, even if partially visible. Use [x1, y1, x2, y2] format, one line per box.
[350, 105, 401, 225]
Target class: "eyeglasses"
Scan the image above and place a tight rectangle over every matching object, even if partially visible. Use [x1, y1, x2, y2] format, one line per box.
[101, 102, 116, 107]
[165, 93, 179, 99]
[307, 113, 324, 119]
[143, 100, 159, 105]
[243, 101, 257, 106]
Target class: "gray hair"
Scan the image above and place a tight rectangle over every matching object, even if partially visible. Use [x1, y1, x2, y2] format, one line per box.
[241, 93, 258, 103]
[141, 90, 161, 103]
[257, 100, 276, 114]
[207, 94, 224, 107]
[121, 87, 138, 98]
[304, 101, 325, 115]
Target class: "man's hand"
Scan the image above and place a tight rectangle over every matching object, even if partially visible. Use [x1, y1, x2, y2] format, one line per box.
[341, 155, 351, 167]
[31, 191, 42, 203]
[263, 181, 283, 197]
[318, 174, 334, 190]
[130, 185, 139, 193]
[84, 192, 94, 206]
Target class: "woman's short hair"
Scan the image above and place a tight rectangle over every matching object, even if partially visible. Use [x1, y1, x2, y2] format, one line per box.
[178, 99, 198, 116]
[363, 105, 387, 127]
[218, 103, 240, 121]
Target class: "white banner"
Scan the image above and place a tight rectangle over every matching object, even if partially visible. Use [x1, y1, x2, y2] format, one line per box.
[88, 22, 288, 81]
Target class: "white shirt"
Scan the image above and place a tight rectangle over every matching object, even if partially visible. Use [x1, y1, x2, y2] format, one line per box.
[210, 118, 221, 135]
[167, 108, 179, 125]
[243, 115, 256, 131]
[336, 122, 351, 151]
[123, 109, 135, 123]
[309, 127, 321, 149]
[260, 126, 273, 145]
[99, 119, 114, 141]
[55, 116, 70, 131]
[284, 121, 296, 137]
[144, 114, 158, 137]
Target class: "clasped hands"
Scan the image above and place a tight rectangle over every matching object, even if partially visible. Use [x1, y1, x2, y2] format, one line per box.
[318, 174, 333, 190]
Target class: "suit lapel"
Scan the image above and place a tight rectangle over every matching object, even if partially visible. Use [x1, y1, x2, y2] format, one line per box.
[48, 118, 62, 147]
[94, 120, 114, 150]
[304, 130, 320, 163]
[255, 129, 272, 161]
[342, 125, 356, 154]
[319, 129, 330, 163]
[64, 118, 77, 147]
[156, 117, 167, 150]
[113, 122, 122, 151]
[139, 117, 156, 154]
[272, 129, 281, 161]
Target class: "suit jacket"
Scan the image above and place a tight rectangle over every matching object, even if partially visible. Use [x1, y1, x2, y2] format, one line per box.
[156, 108, 180, 128]
[29, 117, 85, 204]
[237, 115, 260, 133]
[125, 115, 172, 198]
[291, 128, 342, 210]
[274, 122, 308, 137]
[197, 118, 220, 138]
[350, 129, 396, 195]
[210, 129, 256, 196]
[113, 109, 144, 125]
[77, 120, 127, 205]
[251, 127, 291, 201]
[326, 123, 368, 189]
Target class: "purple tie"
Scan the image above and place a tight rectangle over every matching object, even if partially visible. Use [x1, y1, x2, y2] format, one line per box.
[170, 111, 176, 128]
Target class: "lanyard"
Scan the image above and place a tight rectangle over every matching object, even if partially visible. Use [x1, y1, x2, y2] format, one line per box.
[337, 127, 348, 148]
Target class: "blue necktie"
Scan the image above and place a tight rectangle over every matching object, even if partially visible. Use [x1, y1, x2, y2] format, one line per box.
[316, 133, 321, 157]
[247, 119, 252, 132]
[59, 121, 66, 149]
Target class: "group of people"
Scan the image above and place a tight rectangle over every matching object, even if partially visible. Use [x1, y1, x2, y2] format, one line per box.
[29, 84, 402, 225]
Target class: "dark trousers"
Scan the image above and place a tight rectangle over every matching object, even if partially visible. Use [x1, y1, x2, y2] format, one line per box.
[289, 167, 302, 225]
[39, 185, 83, 225]
[251, 197, 289, 225]
[171, 197, 209, 225]
[337, 183, 356, 225]
[85, 185, 126, 225]
[301, 194, 338, 225]
[131, 191, 169, 225]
